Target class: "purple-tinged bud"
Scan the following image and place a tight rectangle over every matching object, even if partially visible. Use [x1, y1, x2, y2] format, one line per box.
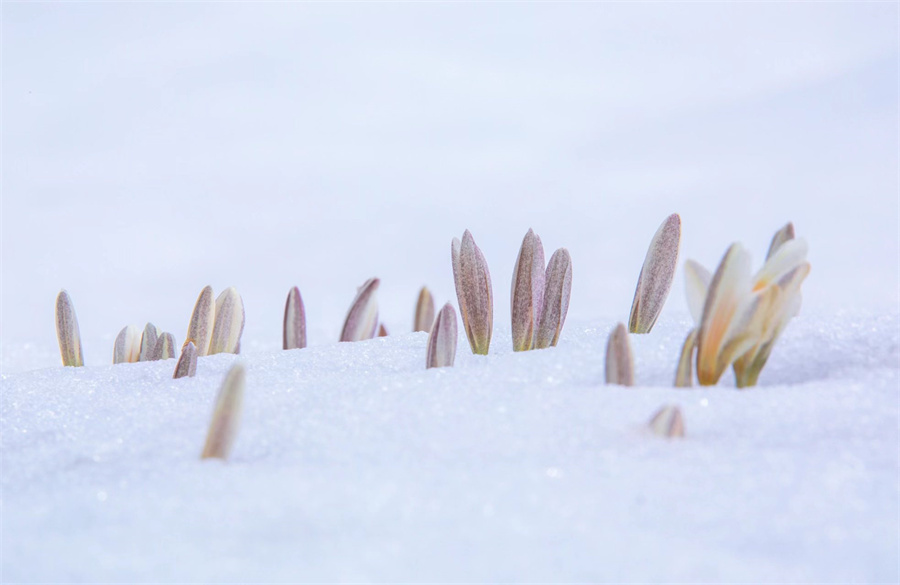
[629, 213, 681, 334]
[426, 303, 458, 369]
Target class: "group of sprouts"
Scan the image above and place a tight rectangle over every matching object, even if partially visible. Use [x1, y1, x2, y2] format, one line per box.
[53, 215, 810, 458]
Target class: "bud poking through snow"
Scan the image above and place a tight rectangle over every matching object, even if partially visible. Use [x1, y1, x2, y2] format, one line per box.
[55, 290, 84, 367]
[511, 229, 546, 351]
[414, 287, 435, 333]
[629, 213, 681, 334]
[184, 286, 215, 357]
[283, 286, 307, 350]
[173, 341, 198, 379]
[452, 230, 493, 355]
[340, 278, 380, 342]
[534, 248, 572, 349]
[139, 322, 161, 362]
[209, 287, 245, 355]
[201, 363, 245, 460]
[378, 324, 389, 337]
[113, 325, 141, 364]
[153, 332, 176, 361]
[766, 222, 795, 261]
[648, 405, 685, 438]
[605, 323, 634, 386]
[426, 303, 458, 369]
[674, 328, 698, 387]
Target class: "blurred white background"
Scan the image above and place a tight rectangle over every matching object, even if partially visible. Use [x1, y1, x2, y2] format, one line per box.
[2, 2, 897, 371]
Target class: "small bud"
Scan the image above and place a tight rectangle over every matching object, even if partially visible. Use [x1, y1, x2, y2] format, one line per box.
[138, 322, 161, 362]
[629, 213, 681, 334]
[283, 286, 307, 350]
[340, 278, 380, 342]
[426, 303, 458, 369]
[452, 231, 493, 355]
[510, 228, 545, 351]
[605, 323, 634, 386]
[201, 363, 245, 460]
[209, 287, 245, 355]
[113, 325, 141, 364]
[648, 405, 685, 438]
[534, 248, 572, 349]
[378, 323, 389, 337]
[184, 286, 215, 356]
[55, 290, 84, 367]
[674, 328, 698, 387]
[173, 341, 198, 379]
[413, 287, 435, 333]
[153, 332, 176, 361]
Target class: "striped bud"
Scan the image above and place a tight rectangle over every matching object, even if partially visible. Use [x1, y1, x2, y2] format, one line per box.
[184, 286, 215, 356]
[340, 278, 380, 342]
[452, 230, 493, 355]
[510, 228, 545, 351]
[173, 341, 198, 379]
[413, 287, 435, 333]
[648, 405, 685, 438]
[283, 286, 307, 350]
[201, 363, 245, 460]
[55, 290, 84, 367]
[534, 248, 572, 349]
[629, 213, 681, 334]
[605, 323, 634, 386]
[426, 303, 458, 369]
[209, 287, 245, 355]
[113, 325, 142, 364]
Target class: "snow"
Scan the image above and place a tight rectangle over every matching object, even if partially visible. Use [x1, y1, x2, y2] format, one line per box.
[2, 2, 899, 582]
[2, 311, 898, 582]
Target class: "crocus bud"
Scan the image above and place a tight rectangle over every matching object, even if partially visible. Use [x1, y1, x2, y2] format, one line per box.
[629, 213, 681, 334]
[184, 286, 215, 356]
[605, 323, 634, 386]
[153, 332, 176, 361]
[173, 341, 198, 379]
[510, 228, 545, 351]
[534, 248, 572, 349]
[413, 287, 435, 333]
[340, 278, 380, 342]
[55, 290, 84, 367]
[452, 230, 493, 355]
[138, 322, 161, 362]
[209, 287, 244, 355]
[113, 325, 142, 364]
[201, 363, 245, 460]
[648, 405, 685, 438]
[426, 303, 458, 369]
[283, 286, 307, 350]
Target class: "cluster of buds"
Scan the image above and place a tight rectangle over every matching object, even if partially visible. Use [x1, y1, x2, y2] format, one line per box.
[113, 323, 177, 364]
[677, 223, 810, 387]
[175, 285, 245, 379]
[510, 229, 573, 352]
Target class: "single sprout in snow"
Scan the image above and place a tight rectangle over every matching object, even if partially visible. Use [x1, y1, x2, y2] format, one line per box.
[629, 213, 681, 334]
[452, 230, 493, 355]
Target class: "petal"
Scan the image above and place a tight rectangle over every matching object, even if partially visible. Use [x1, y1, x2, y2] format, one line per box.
[766, 222, 795, 261]
[209, 287, 245, 355]
[184, 286, 215, 356]
[696, 244, 752, 385]
[426, 303, 458, 368]
[55, 290, 84, 367]
[534, 248, 572, 349]
[605, 322, 634, 386]
[629, 213, 681, 333]
[201, 363, 245, 460]
[173, 341, 198, 379]
[340, 277, 380, 342]
[674, 328, 697, 387]
[753, 238, 808, 291]
[283, 286, 307, 350]
[413, 286, 436, 333]
[684, 260, 711, 325]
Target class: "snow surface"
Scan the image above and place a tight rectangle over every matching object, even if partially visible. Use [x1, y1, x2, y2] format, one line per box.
[2, 2, 899, 582]
[2, 311, 898, 582]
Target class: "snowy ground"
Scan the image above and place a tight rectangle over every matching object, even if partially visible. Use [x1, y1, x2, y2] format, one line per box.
[2, 2, 899, 583]
[2, 312, 898, 582]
